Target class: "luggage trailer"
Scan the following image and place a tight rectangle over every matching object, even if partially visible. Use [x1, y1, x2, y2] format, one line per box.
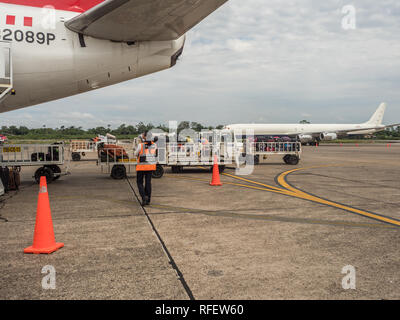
[165, 141, 234, 174]
[96, 145, 165, 180]
[97, 137, 234, 180]
[0, 143, 68, 183]
[97, 132, 302, 180]
[165, 130, 238, 173]
[97, 146, 231, 179]
[70, 140, 97, 161]
[246, 141, 302, 165]
[70, 134, 118, 161]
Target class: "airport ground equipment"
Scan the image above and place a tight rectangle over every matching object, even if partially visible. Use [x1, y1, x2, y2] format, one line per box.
[210, 155, 223, 186]
[7, 167, 20, 190]
[70, 133, 117, 161]
[0, 143, 68, 183]
[166, 141, 230, 173]
[97, 142, 156, 179]
[97, 131, 302, 179]
[97, 131, 234, 179]
[0, 165, 19, 192]
[152, 130, 235, 174]
[24, 176, 64, 254]
[97, 143, 164, 180]
[70, 140, 96, 161]
[244, 141, 302, 165]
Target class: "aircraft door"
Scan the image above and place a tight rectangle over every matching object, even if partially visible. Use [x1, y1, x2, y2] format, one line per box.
[0, 41, 12, 101]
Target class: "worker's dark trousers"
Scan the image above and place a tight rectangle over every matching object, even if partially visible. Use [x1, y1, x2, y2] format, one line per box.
[136, 171, 152, 202]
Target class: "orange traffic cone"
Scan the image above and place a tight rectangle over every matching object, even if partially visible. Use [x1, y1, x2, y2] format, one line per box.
[210, 155, 222, 186]
[24, 176, 64, 254]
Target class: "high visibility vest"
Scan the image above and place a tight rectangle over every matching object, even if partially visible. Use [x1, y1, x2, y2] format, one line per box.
[136, 142, 157, 171]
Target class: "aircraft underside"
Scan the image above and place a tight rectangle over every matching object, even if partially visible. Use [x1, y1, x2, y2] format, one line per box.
[0, 0, 226, 113]
[0, 21, 185, 113]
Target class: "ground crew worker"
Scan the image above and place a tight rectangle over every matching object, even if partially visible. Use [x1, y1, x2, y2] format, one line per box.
[138, 132, 147, 143]
[135, 131, 158, 206]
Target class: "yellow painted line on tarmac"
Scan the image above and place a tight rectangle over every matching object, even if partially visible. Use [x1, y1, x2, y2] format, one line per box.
[225, 181, 293, 196]
[222, 165, 338, 191]
[167, 166, 400, 227]
[276, 167, 400, 227]
[166, 174, 293, 196]
[222, 172, 286, 192]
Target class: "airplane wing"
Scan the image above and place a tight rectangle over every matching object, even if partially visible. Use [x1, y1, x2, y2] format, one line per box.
[65, 0, 228, 42]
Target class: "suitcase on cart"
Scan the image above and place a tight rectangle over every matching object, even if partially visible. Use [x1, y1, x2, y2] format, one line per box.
[8, 168, 20, 191]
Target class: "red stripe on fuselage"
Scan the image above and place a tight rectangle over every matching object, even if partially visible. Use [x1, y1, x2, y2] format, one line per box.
[0, 0, 103, 12]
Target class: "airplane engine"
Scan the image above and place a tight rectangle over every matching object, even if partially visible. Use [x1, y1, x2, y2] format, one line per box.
[320, 133, 338, 141]
[298, 134, 313, 143]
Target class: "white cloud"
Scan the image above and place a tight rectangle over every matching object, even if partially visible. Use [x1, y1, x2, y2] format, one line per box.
[226, 39, 253, 52]
[62, 112, 95, 120]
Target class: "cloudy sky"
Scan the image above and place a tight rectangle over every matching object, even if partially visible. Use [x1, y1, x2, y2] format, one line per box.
[1, 0, 400, 128]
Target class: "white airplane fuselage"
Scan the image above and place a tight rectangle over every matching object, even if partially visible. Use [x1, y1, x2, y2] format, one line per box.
[0, 3, 185, 113]
[226, 103, 389, 143]
[226, 123, 385, 136]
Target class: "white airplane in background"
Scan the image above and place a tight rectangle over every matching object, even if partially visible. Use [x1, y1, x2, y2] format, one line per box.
[225, 103, 400, 145]
[0, 0, 228, 113]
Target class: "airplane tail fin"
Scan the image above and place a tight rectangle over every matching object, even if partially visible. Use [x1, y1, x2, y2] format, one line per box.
[365, 103, 386, 126]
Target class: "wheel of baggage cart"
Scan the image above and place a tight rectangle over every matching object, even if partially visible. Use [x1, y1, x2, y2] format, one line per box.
[72, 152, 81, 161]
[110, 165, 126, 180]
[283, 155, 290, 164]
[34, 166, 54, 184]
[48, 165, 61, 180]
[152, 165, 164, 179]
[284, 155, 299, 165]
[290, 155, 299, 165]
[254, 155, 260, 165]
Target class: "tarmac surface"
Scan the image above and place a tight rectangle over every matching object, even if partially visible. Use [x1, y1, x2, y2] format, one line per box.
[0, 143, 399, 299]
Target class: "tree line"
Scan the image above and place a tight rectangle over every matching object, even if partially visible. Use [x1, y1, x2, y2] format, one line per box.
[1, 121, 225, 139]
[375, 126, 400, 139]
